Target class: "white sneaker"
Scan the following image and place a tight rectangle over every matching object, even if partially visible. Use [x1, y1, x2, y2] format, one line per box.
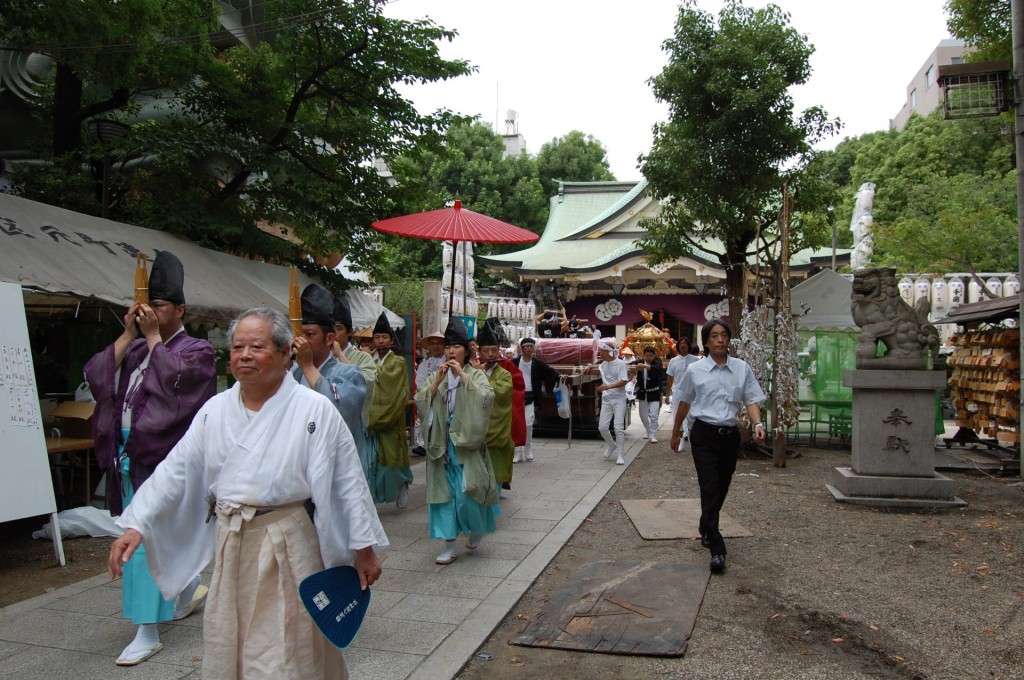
[603, 447, 614, 460]
[396, 483, 409, 509]
[513, 452, 523, 464]
[649, 436, 658, 444]
[525, 454, 534, 462]
[641, 433, 648, 439]
[616, 454, 625, 465]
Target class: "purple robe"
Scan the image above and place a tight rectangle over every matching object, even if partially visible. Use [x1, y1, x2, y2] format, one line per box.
[84, 331, 216, 515]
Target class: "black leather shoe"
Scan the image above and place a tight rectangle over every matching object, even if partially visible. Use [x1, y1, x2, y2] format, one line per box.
[412, 446, 427, 456]
[710, 554, 726, 574]
[700, 536, 711, 549]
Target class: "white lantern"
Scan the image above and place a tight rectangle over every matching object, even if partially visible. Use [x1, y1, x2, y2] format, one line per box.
[498, 298, 508, 319]
[442, 241, 454, 268]
[466, 295, 478, 316]
[465, 258, 475, 276]
[516, 299, 526, 322]
[931, 278, 947, 313]
[968, 278, 983, 304]
[453, 291, 464, 316]
[487, 299, 498, 318]
[441, 294, 449, 315]
[1003, 274, 1019, 297]
[948, 277, 965, 308]
[986, 276, 1003, 298]
[898, 276, 914, 305]
[913, 276, 931, 307]
[525, 300, 536, 321]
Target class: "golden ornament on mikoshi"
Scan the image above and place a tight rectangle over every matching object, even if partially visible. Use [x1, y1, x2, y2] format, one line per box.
[625, 313, 676, 358]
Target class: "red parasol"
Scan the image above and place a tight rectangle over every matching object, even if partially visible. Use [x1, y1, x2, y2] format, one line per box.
[372, 200, 539, 318]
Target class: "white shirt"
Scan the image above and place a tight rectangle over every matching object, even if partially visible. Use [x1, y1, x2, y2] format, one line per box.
[520, 358, 533, 392]
[666, 354, 699, 397]
[415, 354, 446, 389]
[598, 358, 629, 401]
[678, 355, 766, 427]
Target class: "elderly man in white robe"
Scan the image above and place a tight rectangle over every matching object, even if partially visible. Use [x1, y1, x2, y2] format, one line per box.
[108, 307, 388, 680]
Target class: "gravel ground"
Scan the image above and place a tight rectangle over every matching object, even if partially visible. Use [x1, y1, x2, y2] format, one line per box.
[458, 438, 1024, 680]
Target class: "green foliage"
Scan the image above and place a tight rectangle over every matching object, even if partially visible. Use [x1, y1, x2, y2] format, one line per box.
[536, 131, 616, 197]
[826, 111, 1016, 273]
[4, 0, 473, 280]
[946, 0, 1011, 61]
[641, 0, 839, 321]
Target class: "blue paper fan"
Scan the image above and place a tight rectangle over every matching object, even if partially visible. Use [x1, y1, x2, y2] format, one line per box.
[299, 565, 372, 649]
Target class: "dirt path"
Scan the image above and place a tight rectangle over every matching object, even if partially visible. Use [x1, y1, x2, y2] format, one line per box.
[458, 442, 1024, 680]
[0, 517, 110, 608]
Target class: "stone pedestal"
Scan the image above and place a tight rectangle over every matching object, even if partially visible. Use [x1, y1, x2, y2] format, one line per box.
[826, 369, 966, 508]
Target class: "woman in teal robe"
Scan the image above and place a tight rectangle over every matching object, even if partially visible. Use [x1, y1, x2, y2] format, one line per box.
[415, 318, 499, 565]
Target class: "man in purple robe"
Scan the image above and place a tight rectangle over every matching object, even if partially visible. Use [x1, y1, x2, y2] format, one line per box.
[84, 251, 217, 666]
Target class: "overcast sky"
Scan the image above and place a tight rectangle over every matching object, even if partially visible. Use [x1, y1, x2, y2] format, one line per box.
[383, 0, 953, 180]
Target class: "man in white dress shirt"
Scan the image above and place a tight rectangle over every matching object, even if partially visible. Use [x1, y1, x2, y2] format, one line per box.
[670, 319, 765, 575]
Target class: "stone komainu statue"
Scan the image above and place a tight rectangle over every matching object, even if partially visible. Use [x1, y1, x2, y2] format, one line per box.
[851, 267, 939, 370]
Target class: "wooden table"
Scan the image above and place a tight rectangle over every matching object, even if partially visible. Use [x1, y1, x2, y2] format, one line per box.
[45, 436, 95, 509]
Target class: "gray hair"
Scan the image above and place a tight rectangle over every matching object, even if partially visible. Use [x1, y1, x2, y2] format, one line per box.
[227, 307, 293, 350]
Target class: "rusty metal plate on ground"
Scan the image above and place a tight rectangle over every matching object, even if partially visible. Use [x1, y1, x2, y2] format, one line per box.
[510, 560, 707, 657]
[620, 499, 753, 540]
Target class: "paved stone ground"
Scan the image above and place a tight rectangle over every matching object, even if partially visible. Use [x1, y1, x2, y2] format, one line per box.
[0, 416, 651, 679]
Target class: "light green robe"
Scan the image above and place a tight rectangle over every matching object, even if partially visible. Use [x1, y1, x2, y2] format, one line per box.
[368, 351, 410, 469]
[415, 366, 497, 506]
[485, 365, 514, 484]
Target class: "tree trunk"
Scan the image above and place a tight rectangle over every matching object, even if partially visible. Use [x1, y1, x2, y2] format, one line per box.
[725, 263, 746, 337]
[53, 63, 84, 157]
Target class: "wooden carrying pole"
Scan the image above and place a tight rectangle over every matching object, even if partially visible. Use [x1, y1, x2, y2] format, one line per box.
[289, 267, 303, 337]
[134, 253, 149, 304]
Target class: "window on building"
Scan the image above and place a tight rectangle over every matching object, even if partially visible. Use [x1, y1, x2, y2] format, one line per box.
[910, 88, 917, 109]
[926, 64, 936, 89]
[950, 56, 964, 65]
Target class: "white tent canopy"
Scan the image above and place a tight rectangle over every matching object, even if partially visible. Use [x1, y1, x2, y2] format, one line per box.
[0, 193, 403, 329]
[790, 269, 855, 331]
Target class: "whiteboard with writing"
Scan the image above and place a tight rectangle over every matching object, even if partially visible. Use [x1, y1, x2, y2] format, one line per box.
[0, 282, 58, 522]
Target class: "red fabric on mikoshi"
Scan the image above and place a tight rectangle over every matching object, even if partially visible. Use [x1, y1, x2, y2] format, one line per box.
[371, 200, 539, 244]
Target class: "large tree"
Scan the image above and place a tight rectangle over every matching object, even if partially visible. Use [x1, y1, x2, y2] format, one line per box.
[3, 0, 473, 278]
[640, 0, 839, 327]
[946, 0, 1010, 60]
[536, 130, 616, 197]
[828, 112, 1016, 275]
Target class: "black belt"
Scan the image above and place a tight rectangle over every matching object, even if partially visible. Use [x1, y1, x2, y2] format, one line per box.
[694, 418, 739, 435]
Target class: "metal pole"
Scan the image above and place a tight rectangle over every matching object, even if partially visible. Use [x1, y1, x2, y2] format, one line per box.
[831, 209, 837, 270]
[1013, 0, 1024, 473]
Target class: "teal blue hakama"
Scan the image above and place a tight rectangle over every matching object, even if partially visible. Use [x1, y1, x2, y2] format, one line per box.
[365, 432, 414, 504]
[118, 428, 175, 625]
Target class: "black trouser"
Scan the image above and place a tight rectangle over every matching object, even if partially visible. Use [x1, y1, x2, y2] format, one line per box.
[690, 418, 740, 556]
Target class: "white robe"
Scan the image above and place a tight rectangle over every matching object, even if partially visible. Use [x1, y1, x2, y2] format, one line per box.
[119, 375, 388, 600]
